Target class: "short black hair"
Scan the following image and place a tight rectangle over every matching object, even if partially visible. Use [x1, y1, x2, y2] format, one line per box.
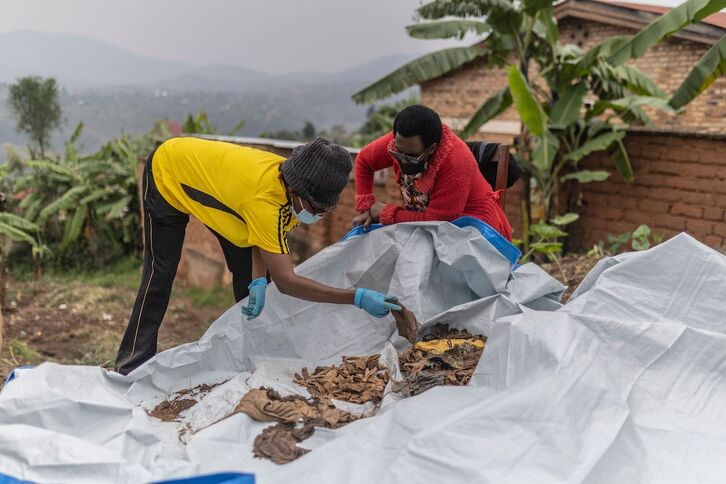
[393, 105, 442, 148]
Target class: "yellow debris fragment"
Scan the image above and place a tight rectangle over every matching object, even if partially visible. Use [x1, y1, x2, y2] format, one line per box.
[414, 338, 485, 354]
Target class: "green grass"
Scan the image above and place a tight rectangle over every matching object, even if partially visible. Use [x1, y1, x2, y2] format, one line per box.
[68, 333, 119, 367]
[47, 256, 142, 290]
[177, 286, 234, 309]
[4, 339, 42, 364]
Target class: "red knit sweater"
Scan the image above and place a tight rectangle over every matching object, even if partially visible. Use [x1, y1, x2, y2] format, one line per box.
[354, 125, 513, 240]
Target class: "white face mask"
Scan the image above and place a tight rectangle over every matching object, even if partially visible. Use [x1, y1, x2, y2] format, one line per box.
[291, 196, 322, 224]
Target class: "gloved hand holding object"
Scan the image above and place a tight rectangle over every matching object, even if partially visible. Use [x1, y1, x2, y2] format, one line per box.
[241, 277, 267, 320]
[354, 288, 401, 318]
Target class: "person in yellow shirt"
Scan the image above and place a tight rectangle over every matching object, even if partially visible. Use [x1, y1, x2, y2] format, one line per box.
[115, 137, 401, 375]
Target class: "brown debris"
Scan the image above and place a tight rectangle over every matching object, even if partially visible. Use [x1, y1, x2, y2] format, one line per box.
[392, 303, 419, 344]
[235, 388, 318, 423]
[147, 380, 227, 422]
[235, 387, 358, 429]
[244, 325, 487, 464]
[238, 387, 360, 464]
[394, 324, 486, 397]
[253, 423, 311, 464]
[293, 355, 389, 404]
[148, 398, 197, 422]
[422, 323, 481, 341]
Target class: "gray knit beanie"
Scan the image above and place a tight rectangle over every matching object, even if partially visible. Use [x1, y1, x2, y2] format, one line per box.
[280, 137, 352, 208]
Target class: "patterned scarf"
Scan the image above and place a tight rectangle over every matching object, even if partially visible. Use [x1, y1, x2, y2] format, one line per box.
[399, 173, 429, 212]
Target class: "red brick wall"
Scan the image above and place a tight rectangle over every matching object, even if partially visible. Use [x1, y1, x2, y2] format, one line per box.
[579, 133, 726, 249]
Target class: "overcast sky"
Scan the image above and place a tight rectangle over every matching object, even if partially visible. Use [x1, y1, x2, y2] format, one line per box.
[0, 0, 690, 74]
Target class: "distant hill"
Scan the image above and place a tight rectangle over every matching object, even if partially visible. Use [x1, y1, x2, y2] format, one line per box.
[0, 31, 198, 86]
[0, 31, 410, 90]
[0, 31, 417, 154]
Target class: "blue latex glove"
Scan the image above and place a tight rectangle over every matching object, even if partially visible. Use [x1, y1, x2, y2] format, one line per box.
[241, 277, 267, 320]
[354, 288, 401, 318]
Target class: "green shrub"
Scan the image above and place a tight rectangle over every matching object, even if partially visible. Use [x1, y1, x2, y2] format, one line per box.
[9, 122, 169, 269]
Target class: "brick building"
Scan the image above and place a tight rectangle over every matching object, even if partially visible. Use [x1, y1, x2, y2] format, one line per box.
[421, 0, 726, 248]
[175, 0, 725, 287]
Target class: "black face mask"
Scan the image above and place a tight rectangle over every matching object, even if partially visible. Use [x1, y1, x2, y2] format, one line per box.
[399, 160, 428, 176]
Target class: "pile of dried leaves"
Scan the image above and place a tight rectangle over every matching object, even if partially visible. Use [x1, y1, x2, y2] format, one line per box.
[393, 324, 486, 397]
[234, 387, 358, 464]
[150, 321, 488, 466]
[293, 354, 389, 404]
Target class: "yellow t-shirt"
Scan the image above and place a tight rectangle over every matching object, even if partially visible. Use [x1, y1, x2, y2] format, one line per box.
[151, 137, 297, 254]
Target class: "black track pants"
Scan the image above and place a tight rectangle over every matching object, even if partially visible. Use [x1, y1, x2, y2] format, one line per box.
[114, 153, 252, 375]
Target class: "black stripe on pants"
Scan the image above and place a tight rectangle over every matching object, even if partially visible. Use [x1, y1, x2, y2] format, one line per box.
[114, 154, 252, 375]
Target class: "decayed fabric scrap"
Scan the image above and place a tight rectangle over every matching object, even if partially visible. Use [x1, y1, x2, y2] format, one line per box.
[293, 355, 389, 404]
[234, 388, 318, 423]
[253, 422, 314, 465]
[394, 324, 487, 397]
[235, 387, 359, 464]
[392, 303, 419, 344]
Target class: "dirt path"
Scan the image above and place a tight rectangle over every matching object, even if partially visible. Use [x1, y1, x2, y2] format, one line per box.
[0, 265, 233, 382]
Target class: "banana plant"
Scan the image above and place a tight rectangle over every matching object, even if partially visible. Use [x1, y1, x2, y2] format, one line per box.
[353, 0, 726, 246]
[0, 165, 44, 309]
[11, 121, 166, 267]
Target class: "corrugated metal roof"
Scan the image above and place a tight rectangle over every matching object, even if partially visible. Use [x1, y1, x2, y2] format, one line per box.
[597, 0, 726, 29]
[193, 134, 362, 154]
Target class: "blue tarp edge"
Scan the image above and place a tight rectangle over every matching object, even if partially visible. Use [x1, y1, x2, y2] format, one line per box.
[0, 471, 254, 484]
[340, 216, 521, 265]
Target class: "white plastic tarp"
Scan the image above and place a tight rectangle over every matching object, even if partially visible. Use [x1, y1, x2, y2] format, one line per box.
[1, 223, 725, 483]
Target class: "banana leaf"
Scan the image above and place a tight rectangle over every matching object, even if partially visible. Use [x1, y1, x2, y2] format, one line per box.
[609, 139, 634, 182]
[407, 19, 491, 39]
[670, 36, 726, 109]
[564, 130, 625, 163]
[608, 0, 726, 65]
[0, 222, 38, 246]
[508, 65, 547, 136]
[560, 170, 611, 183]
[613, 65, 668, 98]
[417, 0, 511, 20]
[459, 87, 513, 139]
[353, 47, 489, 103]
[38, 185, 88, 224]
[61, 204, 88, 251]
[550, 83, 588, 128]
[0, 213, 39, 232]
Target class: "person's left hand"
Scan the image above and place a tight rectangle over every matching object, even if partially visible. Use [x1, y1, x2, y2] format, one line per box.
[369, 202, 386, 222]
[241, 277, 267, 320]
[351, 210, 372, 228]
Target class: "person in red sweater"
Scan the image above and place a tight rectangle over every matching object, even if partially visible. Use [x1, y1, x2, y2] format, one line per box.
[352, 105, 512, 240]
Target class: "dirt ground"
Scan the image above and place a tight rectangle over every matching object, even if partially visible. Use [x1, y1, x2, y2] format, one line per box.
[541, 253, 600, 302]
[0, 259, 234, 382]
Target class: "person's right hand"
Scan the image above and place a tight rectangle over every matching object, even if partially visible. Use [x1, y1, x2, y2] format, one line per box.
[354, 288, 401, 318]
[351, 210, 373, 229]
